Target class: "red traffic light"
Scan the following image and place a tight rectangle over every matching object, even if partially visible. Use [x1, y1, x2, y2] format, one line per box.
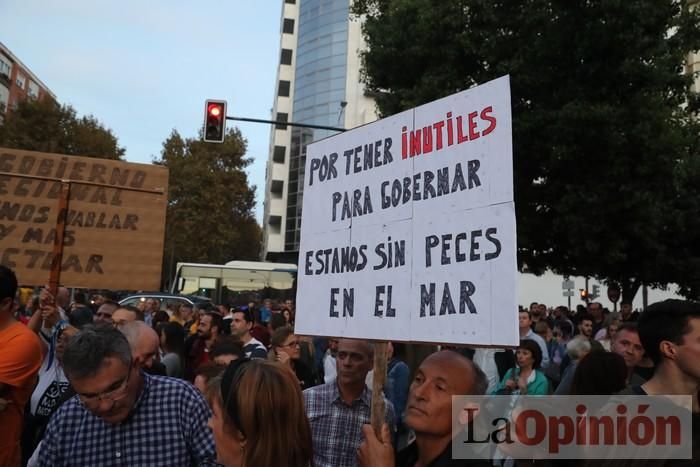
[204, 100, 227, 143]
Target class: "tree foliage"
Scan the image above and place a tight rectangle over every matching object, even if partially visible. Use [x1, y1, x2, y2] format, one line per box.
[155, 129, 261, 282]
[353, 0, 700, 301]
[0, 97, 125, 159]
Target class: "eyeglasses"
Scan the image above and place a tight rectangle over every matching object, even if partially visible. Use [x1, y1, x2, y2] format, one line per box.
[78, 363, 132, 406]
[96, 312, 113, 319]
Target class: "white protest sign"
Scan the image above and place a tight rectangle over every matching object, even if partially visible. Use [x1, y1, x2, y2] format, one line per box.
[296, 75, 518, 346]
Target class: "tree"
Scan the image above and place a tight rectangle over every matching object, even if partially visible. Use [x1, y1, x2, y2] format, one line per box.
[0, 97, 125, 159]
[155, 129, 261, 285]
[353, 0, 700, 302]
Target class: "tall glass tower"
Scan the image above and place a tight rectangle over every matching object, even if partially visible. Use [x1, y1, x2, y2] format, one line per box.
[262, 0, 377, 263]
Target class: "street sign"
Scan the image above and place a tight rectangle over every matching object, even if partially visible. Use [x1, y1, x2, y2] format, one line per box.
[562, 280, 574, 290]
[563, 290, 574, 297]
[607, 285, 621, 303]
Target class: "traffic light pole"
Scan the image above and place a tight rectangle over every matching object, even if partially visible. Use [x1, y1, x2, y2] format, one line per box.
[226, 116, 346, 132]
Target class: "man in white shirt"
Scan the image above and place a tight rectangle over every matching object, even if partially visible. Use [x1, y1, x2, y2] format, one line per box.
[322, 338, 339, 383]
[229, 308, 267, 358]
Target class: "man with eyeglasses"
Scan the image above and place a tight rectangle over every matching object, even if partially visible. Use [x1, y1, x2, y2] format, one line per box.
[37, 324, 216, 466]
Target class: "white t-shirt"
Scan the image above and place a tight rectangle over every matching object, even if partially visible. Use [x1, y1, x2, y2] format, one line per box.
[30, 352, 69, 417]
[323, 351, 336, 383]
[242, 337, 267, 359]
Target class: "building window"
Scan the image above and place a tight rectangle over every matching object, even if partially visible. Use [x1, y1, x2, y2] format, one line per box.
[27, 81, 39, 99]
[285, 231, 295, 245]
[273, 145, 286, 163]
[16, 73, 26, 89]
[276, 112, 288, 130]
[271, 180, 284, 198]
[281, 49, 293, 65]
[0, 57, 10, 79]
[0, 86, 8, 114]
[268, 215, 282, 235]
[278, 80, 291, 97]
[283, 18, 295, 34]
[285, 0, 296, 3]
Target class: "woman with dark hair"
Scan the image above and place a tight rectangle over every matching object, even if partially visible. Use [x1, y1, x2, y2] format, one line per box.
[206, 359, 313, 467]
[159, 321, 185, 378]
[571, 351, 627, 395]
[493, 339, 549, 395]
[268, 325, 316, 389]
[152, 310, 170, 330]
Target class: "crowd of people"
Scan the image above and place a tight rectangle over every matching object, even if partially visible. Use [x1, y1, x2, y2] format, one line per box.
[1, 263, 699, 466]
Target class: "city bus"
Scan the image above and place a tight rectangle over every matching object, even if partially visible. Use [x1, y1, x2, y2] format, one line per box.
[170, 260, 297, 306]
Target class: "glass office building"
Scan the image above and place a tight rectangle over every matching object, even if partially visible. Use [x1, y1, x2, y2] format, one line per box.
[263, 0, 377, 262]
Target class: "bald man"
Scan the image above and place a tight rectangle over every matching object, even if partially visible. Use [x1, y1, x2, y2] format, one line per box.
[304, 339, 395, 467]
[358, 350, 490, 467]
[111, 306, 145, 327]
[55, 287, 70, 311]
[119, 321, 161, 372]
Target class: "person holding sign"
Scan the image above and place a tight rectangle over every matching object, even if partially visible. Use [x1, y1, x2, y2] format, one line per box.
[357, 350, 490, 467]
[304, 339, 395, 467]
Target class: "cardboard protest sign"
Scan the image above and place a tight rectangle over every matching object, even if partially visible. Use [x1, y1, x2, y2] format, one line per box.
[0, 148, 168, 290]
[295, 76, 517, 346]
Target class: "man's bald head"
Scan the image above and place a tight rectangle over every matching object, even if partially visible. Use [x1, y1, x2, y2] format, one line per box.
[337, 338, 373, 358]
[112, 306, 144, 327]
[422, 350, 487, 395]
[404, 350, 487, 438]
[56, 287, 70, 309]
[119, 321, 160, 369]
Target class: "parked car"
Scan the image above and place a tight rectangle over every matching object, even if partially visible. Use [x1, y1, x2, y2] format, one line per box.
[118, 292, 210, 311]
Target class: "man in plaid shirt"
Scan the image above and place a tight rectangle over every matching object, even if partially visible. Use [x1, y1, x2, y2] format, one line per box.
[38, 324, 216, 466]
[304, 339, 395, 467]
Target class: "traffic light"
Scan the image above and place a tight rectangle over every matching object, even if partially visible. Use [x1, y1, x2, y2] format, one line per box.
[203, 100, 227, 143]
[580, 289, 588, 300]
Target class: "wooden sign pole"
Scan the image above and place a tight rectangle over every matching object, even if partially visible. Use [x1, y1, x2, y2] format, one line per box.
[48, 182, 71, 297]
[370, 341, 388, 436]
